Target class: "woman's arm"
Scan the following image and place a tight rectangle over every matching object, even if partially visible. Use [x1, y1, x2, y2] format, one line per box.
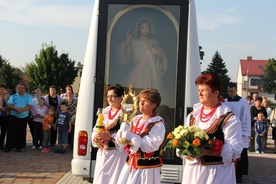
[140, 121, 165, 153]
[221, 115, 243, 165]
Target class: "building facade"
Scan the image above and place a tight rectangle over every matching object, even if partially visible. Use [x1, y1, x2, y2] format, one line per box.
[237, 56, 275, 103]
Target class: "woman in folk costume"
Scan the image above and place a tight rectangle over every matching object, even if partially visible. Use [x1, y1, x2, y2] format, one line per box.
[91, 84, 127, 184]
[117, 88, 165, 184]
[181, 73, 243, 184]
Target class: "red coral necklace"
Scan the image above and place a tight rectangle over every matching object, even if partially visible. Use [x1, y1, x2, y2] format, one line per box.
[108, 107, 121, 120]
[133, 115, 156, 134]
[200, 103, 220, 122]
[133, 117, 144, 134]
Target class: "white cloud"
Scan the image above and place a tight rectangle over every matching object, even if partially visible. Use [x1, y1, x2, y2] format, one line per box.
[198, 13, 241, 30]
[0, 0, 92, 30]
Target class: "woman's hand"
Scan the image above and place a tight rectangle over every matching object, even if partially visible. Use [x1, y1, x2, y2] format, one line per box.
[93, 133, 102, 142]
[101, 133, 111, 141]
[184, 155, 195, 161]
[93, 133, 111, 142]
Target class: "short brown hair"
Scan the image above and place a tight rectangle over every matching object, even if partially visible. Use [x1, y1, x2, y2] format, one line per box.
[138, 88, 161, 113]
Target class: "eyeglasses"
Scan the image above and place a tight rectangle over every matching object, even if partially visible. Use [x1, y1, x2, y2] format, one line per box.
[106, 95, 118, 99]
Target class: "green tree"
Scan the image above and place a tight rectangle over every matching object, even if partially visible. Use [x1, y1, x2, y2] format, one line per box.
[0, 55, 23, 93]
[203, 51, 230, 98]
[261, 58, 276, 94]
[25, 43, 78, 92]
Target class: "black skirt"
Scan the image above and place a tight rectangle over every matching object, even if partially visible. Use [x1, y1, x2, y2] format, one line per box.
[272, 127, 276, 140]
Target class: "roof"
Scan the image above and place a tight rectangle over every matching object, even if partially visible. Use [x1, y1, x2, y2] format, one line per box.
[240, 56, 268, 76]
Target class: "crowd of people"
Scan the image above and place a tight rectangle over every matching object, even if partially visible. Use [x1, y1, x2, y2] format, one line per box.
[0, 84, 77, 154]
[1, 74, 276, 184]
[224, 82, 276, 183]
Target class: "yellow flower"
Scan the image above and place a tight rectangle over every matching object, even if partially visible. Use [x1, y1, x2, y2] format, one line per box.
[173, 125, 184, 136]
[175, 133, 182, 139]
[192, 137, 201, 147]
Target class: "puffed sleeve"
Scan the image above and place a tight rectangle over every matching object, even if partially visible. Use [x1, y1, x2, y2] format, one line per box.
[221, 115, 243, 165]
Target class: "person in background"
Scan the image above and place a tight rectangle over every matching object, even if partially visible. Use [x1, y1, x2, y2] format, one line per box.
[54, 101, 71, 154]
[250, 97, 267, 152]
[70, 109, 76, 151]
[180, 73, 242, 184]
[28, 88, 43, 147]
[32, 97, 47, 150]
[261, 97, 272, 149]
[4, 84, 32, 152]
[269, 108, 276, 154]
[254, 112, 268, 154]
[246, 95, 253, 107]
[117, 88, 165, 184]
[59, 88, 65, 96]
[41, 106, 55, 153]
[252, 93, 259, 105]
[75, 89, 79, 98]
[0, 84, 8, 149]
[44, 85, 62, 146]
[62, 90, 77, 149]
[31, 89, 43, 111]
[91, 84, 127, 184]
[60, 85, 77, 100]
[224, 82, 251, 183]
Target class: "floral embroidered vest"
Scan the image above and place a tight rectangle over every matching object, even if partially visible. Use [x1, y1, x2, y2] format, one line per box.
[103, 117, 121, 149]
[189, 111, 233, 165]
[126, 121, 163, 169]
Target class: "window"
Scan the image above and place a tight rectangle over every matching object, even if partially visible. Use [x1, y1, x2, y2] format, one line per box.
[250, 79, 261, 86]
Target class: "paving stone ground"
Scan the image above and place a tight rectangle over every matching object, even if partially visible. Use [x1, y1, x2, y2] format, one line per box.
[0, 127, 276, 183]
[0, 127, 88, 184]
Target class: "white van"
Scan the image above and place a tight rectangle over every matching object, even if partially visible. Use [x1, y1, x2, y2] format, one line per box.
[71, 0, 201, 183]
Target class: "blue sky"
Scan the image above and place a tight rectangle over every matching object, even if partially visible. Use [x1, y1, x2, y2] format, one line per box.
[0, 0, 275, 82]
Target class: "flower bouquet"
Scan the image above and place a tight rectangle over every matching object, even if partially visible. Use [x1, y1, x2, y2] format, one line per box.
[165, 125, 223, 158]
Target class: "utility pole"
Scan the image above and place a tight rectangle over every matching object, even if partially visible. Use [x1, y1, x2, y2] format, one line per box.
[247, 65, 249, 96]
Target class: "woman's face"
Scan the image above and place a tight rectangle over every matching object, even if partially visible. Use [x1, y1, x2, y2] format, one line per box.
[139, 96, 156, 115]
[35, 90, 42, 98]
[262, 101, 268, 107]
[106, 90, 121, 108]
[197, 84, 218, 107]
[66, 91, 73, 99]
[39, 99, 45, 106]
[0, 87, 6, 95]
[49, 87, 56, 96]
[247, 99, 252, 105]
[255, 100, 262, 107]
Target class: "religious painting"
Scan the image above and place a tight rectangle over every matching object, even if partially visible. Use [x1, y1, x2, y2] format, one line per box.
[105, 4, 180, 109]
